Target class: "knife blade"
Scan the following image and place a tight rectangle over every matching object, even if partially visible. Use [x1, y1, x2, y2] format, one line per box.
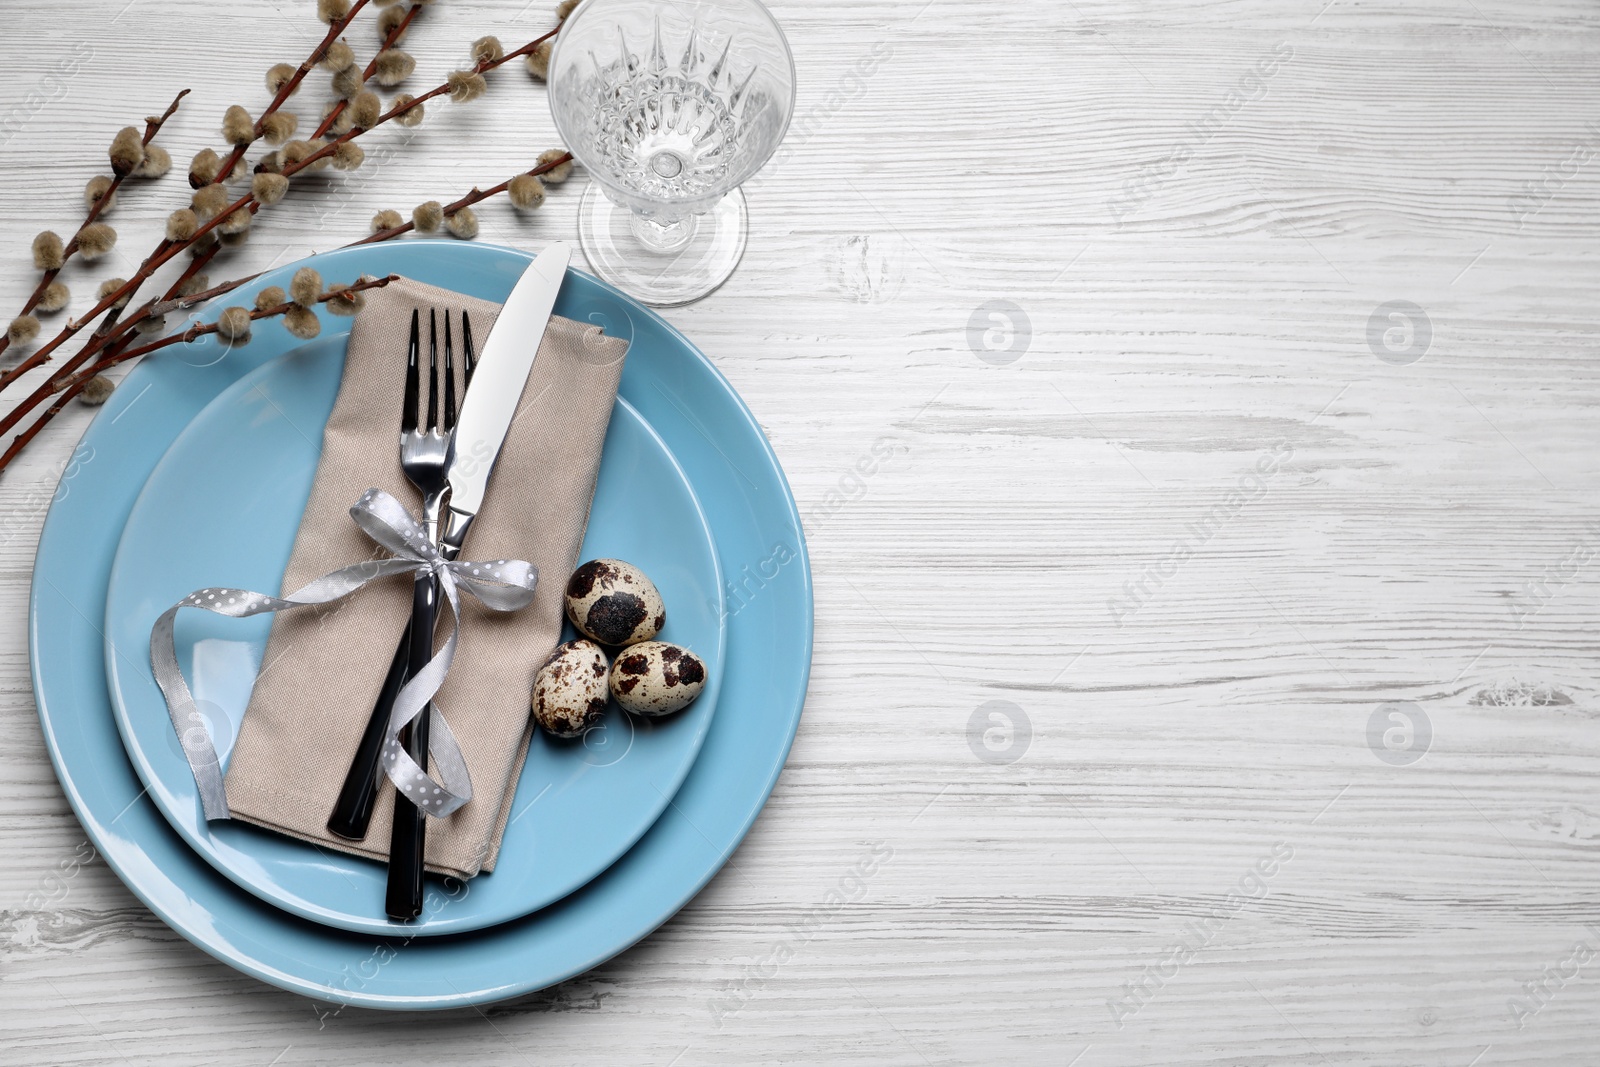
[440, 241, 572, 550]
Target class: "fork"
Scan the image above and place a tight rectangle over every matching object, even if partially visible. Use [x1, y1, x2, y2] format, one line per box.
[382, 308, 457, 921]
[329, 311, 481, 845]
[323, 308, 475, 920]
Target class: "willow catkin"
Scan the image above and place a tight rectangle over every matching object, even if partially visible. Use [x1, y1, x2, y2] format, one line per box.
[538, 149, 574, 183]
[189, 147, 222, 188]
[374, 49, 415, 86]
[32, 231, 65, 271]
[446, 70, 487, 103]
[324, 284, 364, 316]
[216, 306, 253, 342]
[371, 208, 403, 233]
[135, 144, 172, 178]
[412, 201, 443, 233]
[175, 274, 211, 298]
[282, 140, 329, 173]
[99, 277, 131, 310]
[79, 376, 116, 406]
[290, 267, 322, 307]
[332, 142, 365, 171]
[377, 3, 410, 41]
[252, 172, 290, 206]
[444, 207, 478, 240]
[76, 223, 117, 260]
[191, 184, 231, 220]
[321, 100, 356, 137]
[508, 174, 545, 210]
[219, 208, 253, 236]
[471, 36, 504, 64]
[525, 41, 552, 80]
[266, 62, 299, 94]
[255, 286, 287, 311]
[350, 90, 381, 129]
[392, 94, 425, 127]
[166, 208, 199, 241]
[84, 175, 116, 212]
[7, 315, 41, 345]
[37, 281, 70, 313]
[222, 104, 255, 146]
[332, 64, 365, 99]
[320, 40, 356, 72]
[261, 112, 299, 145]
[108, 126, 145, 176]
[284, 305, 321, 339]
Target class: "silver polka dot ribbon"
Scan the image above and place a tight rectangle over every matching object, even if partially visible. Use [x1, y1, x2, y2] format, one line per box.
[149, 488, 538, 823]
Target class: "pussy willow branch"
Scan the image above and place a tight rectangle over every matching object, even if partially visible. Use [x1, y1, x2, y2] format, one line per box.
[0, 244, 232, 440]
[0, 141, 572, 469]
[69, 273, 401, 386]
[356, 151, 573, 244]
[0, 275, 400, 470]
[0, 0, 379, 394]
[314, 2, 424, 139]
[0, 89, 190, 361]
[216, 0, 375, 183]
[1, 22, 560, 402]
[67, 1, 380, 385]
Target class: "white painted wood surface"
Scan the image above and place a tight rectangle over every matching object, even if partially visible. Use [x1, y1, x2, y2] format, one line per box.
[2, 0, 1598, 1063]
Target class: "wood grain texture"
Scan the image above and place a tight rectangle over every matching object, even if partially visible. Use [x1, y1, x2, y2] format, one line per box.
[2, 0, 1599, 1063]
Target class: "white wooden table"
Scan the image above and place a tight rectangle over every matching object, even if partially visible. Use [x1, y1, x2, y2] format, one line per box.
[3, 0, 1597, 1062]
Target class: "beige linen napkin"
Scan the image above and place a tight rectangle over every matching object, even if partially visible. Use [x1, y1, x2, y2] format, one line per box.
[223, 275, 628, 878]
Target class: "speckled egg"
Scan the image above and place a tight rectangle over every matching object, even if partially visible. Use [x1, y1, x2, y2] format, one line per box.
[531, 640, 610, 738]
[609, 641, 706, 717]
[564, 558, 665, 647]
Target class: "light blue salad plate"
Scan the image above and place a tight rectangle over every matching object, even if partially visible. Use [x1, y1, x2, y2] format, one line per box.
[29, 240, 812, 1008]
[102, 345, 725, 934]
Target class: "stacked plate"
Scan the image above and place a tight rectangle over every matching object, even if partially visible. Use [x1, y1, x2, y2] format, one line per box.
[29, 240, 812, 1009]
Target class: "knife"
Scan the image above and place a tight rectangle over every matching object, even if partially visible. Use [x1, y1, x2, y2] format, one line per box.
[439, 240, 572, 551]
[384, 241, 572, 921]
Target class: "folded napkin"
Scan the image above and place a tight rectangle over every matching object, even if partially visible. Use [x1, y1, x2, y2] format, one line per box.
[223, 275, 629, 878]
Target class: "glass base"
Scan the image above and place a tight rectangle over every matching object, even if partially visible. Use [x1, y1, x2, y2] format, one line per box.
[576, 185, 748, 307]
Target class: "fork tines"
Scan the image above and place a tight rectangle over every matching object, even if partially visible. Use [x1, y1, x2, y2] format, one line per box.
[404, 308, 476, 433]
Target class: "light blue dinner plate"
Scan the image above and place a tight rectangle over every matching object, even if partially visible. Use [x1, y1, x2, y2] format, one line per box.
[29, 240, 811, 1008]
[102, 337, 724, 935]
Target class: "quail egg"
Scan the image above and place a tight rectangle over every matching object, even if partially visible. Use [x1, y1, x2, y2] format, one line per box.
[531, 639, 609, 738]
[564, 558, 665, 647]
[609, 641, 706, 717]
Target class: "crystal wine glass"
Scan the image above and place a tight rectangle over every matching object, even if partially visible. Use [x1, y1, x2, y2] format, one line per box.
[548, 0, 796, 307]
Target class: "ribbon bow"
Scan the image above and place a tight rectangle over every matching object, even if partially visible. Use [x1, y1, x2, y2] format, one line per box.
[150, 488, 538, 823]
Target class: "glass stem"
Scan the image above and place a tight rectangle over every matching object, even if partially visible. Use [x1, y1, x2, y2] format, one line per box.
[628, 211, 696, 254]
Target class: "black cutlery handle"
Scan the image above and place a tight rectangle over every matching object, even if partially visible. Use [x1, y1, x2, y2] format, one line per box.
[327, 621, 413, 841]
[385, 572, 436, 922]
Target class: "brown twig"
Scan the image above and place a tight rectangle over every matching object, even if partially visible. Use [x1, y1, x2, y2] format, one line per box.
[314, 2, 424, 139]
[68, 274, 400, 387]
[215, 0, 376, 183]
[0, 89, 189, 360]
[0, 243, 226, 446]
[355, 151, 573, 244]
[0, 9, 574, 473]
[0, 274, 400, 470]
[0, 136, 569, 474]
[0, 0, 376, 390]
[3, 23, 558, 398]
